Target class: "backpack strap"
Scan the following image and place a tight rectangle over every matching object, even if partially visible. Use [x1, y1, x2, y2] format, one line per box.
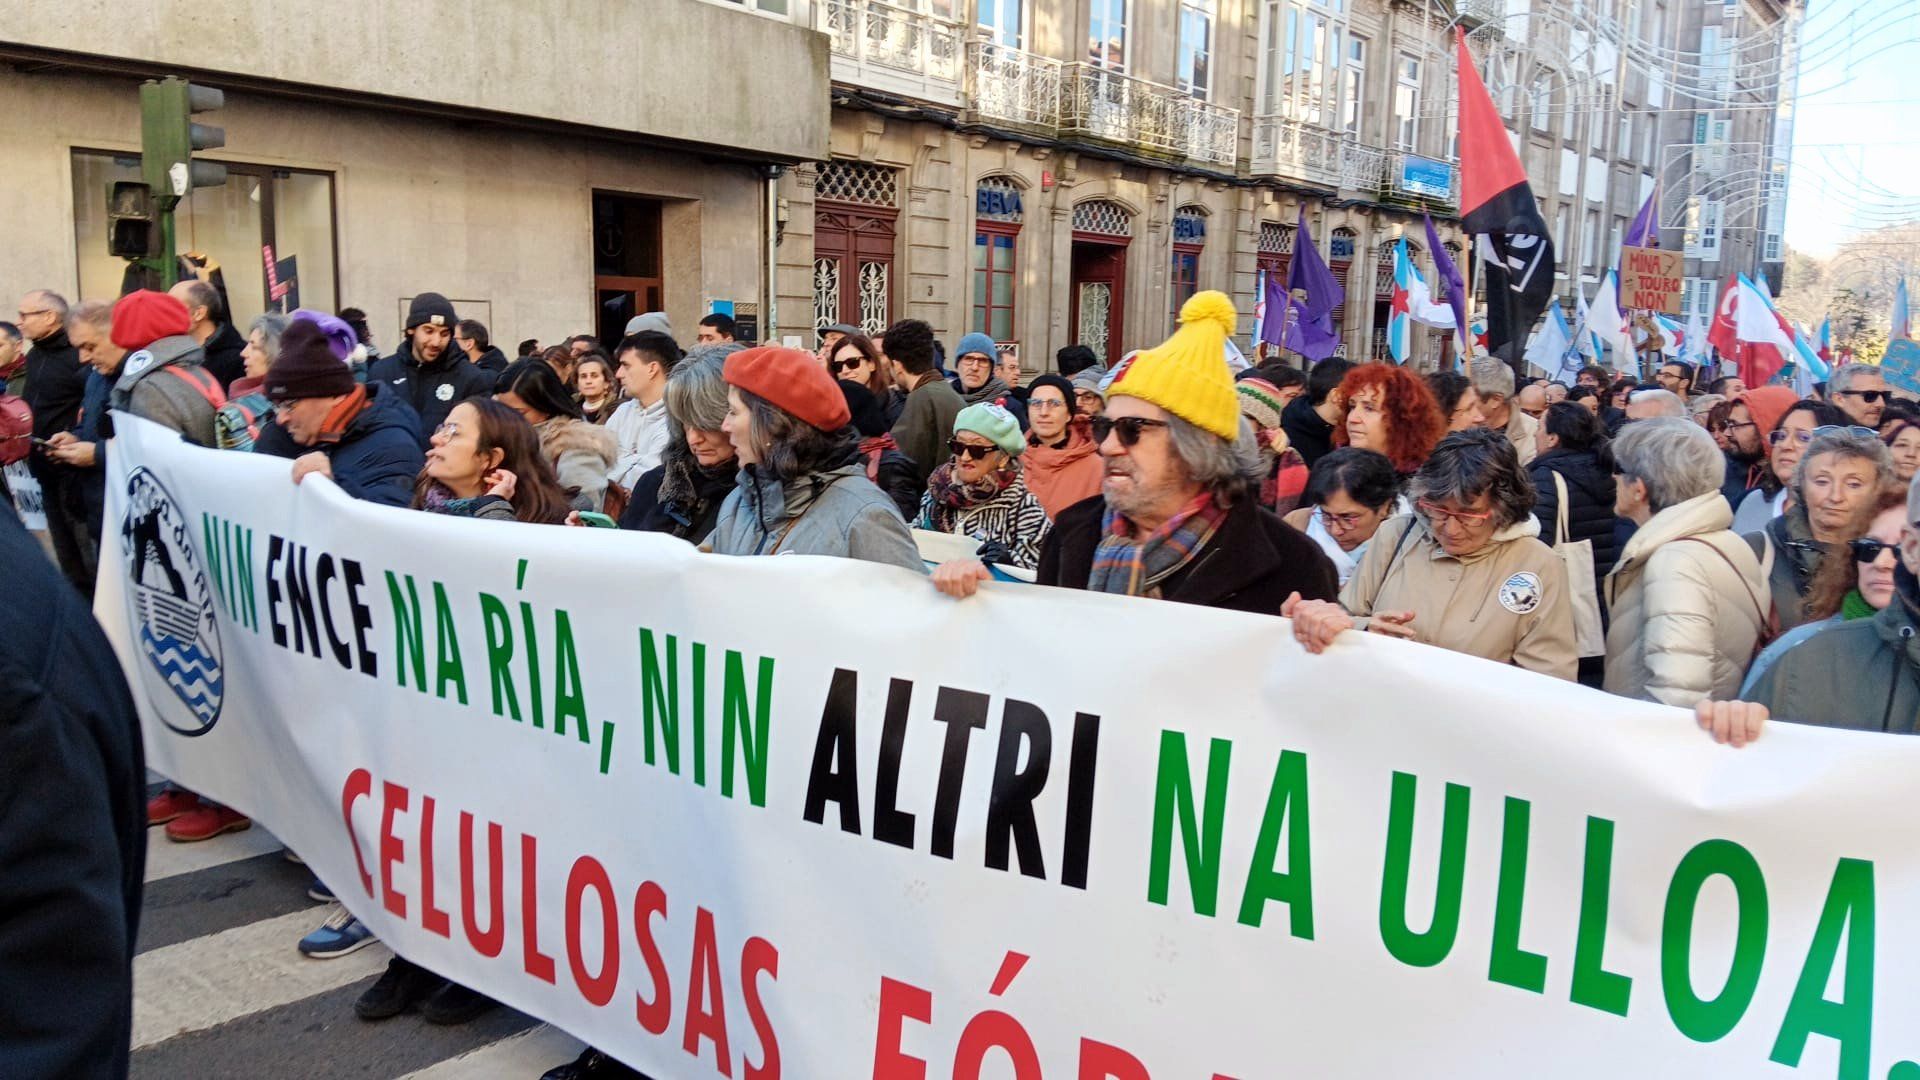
[163, 365, 228, 409]
[1676, 534, 1774, 642]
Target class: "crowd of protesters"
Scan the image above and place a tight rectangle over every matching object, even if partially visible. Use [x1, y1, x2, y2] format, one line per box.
[10, 278, 1920, 1079]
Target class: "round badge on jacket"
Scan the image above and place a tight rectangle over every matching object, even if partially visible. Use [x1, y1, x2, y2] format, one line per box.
[1499, 571, 1543, 615]
[435, 383, 454, 401]
[122, 349, 156, 379]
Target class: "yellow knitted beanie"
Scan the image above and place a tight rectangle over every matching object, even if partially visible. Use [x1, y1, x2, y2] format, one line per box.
[1106, 290, 1241, 440]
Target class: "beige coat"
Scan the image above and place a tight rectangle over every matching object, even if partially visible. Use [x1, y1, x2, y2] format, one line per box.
[1504, 407, 1539, 467]
[1340, 514, 1576, 680]
[1602, 491, 1767, 706]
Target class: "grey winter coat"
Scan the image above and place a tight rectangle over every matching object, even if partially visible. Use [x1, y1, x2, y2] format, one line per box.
[1741, 583, 1920, 734]
[112, 334, 221, 448]
[707, 462, 924, 572]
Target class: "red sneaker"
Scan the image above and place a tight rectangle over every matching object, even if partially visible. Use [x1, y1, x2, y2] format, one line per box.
[165, 805, 251, 843]
[147, 789, 201, 826]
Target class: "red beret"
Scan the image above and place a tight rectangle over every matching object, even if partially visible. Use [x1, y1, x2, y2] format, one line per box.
[110, 290, 192, 350]
[723, 346, 852, 432]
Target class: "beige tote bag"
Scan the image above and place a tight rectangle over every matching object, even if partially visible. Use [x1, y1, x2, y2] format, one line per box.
[1551, 471, 1606, 657]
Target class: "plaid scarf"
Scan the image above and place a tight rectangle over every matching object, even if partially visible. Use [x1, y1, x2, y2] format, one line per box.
[1087, 492, 1228, 598]
[923, 459, 1017, 532]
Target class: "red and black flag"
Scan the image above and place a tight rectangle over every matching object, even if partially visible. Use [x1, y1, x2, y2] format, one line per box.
[1454, 28, 1554, 363]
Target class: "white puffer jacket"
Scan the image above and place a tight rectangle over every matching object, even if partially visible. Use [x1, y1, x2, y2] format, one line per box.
[1602, 491, 1768, 706]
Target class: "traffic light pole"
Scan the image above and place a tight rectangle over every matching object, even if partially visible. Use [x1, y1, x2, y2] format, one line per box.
[143, 198, 179, 288]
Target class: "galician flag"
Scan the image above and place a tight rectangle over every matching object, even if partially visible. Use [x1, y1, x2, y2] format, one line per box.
[1386, 239, 1416, 364]
[1708, 273, 1798, 387]
[1524, 302, 1577, 381]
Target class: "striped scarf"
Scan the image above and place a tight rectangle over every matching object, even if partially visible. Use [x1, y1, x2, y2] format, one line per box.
[1088, 492, 1228, 598]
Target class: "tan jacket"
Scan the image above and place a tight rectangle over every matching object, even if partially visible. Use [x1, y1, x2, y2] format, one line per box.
[1602, 491, 1766, 706]
[1340, 514, 1576, 680]
[1504, 408, 1539, 467]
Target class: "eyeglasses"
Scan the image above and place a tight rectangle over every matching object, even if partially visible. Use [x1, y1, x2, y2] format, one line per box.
[1769, 424, 1878, 446]
[1851, 538, 1899, 563]
[1320, 509, 1374, 530]
[1416, 499, 1497, 526]
[947, 440, 999, 461]
[1723, 420, 1757, 432]
[1029, 397, 1069, 412]
[433, 421, 463, 439]
[16, 309, 50, 320]
[829, 356, 864, 374]
[1835, 390, 1889, 404]
[1090, 416, 1169, 447]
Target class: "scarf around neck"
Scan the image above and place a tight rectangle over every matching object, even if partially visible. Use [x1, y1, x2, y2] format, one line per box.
[1088, 492, 1229, 598]
[924, 459, 1017, 531]
[961, 377, 1013, 406]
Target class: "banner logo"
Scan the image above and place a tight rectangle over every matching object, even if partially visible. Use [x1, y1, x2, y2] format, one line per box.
[120, 467, 224, 735]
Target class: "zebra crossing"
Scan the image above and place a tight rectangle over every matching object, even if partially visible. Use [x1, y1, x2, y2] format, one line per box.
[132, 807, 588, 1078]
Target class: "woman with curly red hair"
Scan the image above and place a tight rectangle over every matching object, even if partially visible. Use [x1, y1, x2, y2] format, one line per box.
[1339, 363, 1446, 476]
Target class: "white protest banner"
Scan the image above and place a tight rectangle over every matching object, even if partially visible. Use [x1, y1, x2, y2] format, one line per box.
[99, 415, 1920, 1079]
[5, 459, 46, 531]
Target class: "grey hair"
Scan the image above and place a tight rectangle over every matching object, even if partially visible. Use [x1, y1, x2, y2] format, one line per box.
[69, 299, 112, 335]
[31, 290, 70, 321]
[1830, 363, 1883, 394]
[1408, 427, 1536, 528]
[1628, 388, 1686, 418]
[664, 350, 732, 433]
[1612, 417, 1725, 512]
[1794, 429, 1895, 497]
[248, 312, 290, 357]
[738, 387, 859, 483]
[1166, 413, 1265, 507]
[1469, 357, 1515, 400]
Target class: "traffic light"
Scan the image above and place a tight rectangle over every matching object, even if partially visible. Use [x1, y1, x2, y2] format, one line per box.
[107, 180, 155, 258]
[140, 77, 227, 198]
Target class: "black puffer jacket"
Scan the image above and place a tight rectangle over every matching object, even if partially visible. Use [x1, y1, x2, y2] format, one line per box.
[365, 339, 494, 444]
[1530, 447, 1620, 590]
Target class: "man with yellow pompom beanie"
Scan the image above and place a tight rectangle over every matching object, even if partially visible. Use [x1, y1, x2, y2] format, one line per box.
[931, 291, 1338, 614]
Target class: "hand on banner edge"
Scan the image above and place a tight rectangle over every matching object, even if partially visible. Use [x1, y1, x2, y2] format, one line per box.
[1695, 699, 1767, 748]
[932, 557, 992, 599]
[1283, 591, 1354, 653]
[291, 452, 333, 486]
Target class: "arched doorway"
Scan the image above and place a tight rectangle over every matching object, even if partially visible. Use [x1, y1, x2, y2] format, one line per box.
[1070, 199, 1132, 366]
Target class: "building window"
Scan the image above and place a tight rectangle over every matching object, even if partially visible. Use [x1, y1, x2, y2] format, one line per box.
[71, 149, 338, 325]
[1394, 54, 1421, 152]
[1342, 37, 1366, 134]
[1530, 76, 1553, 131]
[973, 178, 1024, 342]
[1699, 200, 1722, 261]
[1072, 199, 1133, 237]
[1582, 210, 1599, 269]
[1262, 0, 1359, 131]
[1178, 1, 1214, 99]
[1089, 0, 1128, 71]
[1171, 206, 1206, 323]
[1329, 227, 1356, 330]
[978, 0, 1023, 48]
[712, 0, 791, 14]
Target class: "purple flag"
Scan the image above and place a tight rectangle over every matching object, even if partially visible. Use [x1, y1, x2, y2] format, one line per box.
[1424, 213, 1470, 354]
[1283, 207, 1344, 362]
[1259, 272, 1292, 348]
[1623, 189, 1659, 250]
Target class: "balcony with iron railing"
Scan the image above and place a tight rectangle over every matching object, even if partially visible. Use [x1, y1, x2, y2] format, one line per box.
[1252, 116, 1391, 193]
[817, 0, 965, 108]
[1454, 0, 1506, 31]
[1383, 150, 1461, 211]
[965, 41, 1064, 131]
[1057, 64, 1241, 169]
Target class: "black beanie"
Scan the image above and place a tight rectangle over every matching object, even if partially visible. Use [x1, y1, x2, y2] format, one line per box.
[1026, 373, 1078, 414]
[266, 320, 356, 402]
[838, 378, 889, 438]
[405, 292, 458, 331]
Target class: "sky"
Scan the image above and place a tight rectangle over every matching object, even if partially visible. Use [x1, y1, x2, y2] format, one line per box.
[1782, 0, 1920, 257]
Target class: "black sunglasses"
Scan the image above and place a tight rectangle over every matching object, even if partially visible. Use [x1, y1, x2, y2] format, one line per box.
[1851, 538, 1899, 563]
[1836, 390, 1889, 403]
[947, 440, 998, 461]
[1090, 415, 1169, 447]
[829, 356, 864, 373]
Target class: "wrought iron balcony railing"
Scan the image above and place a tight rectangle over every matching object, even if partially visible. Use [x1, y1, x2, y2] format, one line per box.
[818, 0, 964, 106]
[965, 41, 1064, 129]
[1058, 64, 1240, 168]
[1252, 116, 1390, 193]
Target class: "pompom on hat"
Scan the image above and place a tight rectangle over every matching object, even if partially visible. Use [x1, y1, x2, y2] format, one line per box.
[1105, 291, 1241, 440]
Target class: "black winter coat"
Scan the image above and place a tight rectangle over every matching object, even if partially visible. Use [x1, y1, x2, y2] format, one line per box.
[1038, 494, 1339, 615]
[23, 329, 87, 440]
[1530, 448, 1621, 587]
[868, 447, 922, 523]
[366, 340, 494, 443]
[0, 503, 145, 1080]
[471, 346, 510, 374]
[1280, 396, 1338, 467]
[254, 383, 427, 507]
[619, 460, 737, 543]
[201, 320, 248, 391]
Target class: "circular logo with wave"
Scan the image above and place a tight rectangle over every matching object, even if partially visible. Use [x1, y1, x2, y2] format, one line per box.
[121, 467, 224, 735]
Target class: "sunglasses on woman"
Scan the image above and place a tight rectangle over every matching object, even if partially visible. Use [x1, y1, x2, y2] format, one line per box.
[829, 356, 865, 374]
[1768, 424, 1879, 446]
[1851, 538, 1899, 563]
[1090, 415, 1169, 446]
[947, 440, 999, 461]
